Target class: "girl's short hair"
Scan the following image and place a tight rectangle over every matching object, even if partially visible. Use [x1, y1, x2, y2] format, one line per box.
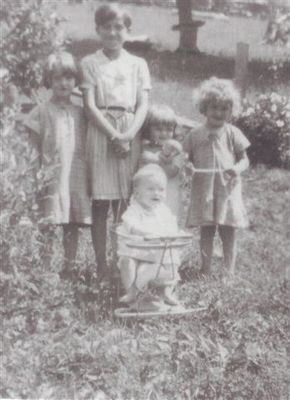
[43, 52, 79, 89]
[144, 104, 176, 132]
[95, 4, 132, 29]
[133, 164, 167, 189]
[193, 77, 241, 117]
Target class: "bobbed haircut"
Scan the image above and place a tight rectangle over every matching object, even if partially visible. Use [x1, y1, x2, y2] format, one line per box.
[43, 52, 79, 89]
[193, 77, 241, 118]
[145, 104, 176, 130]
[133, 164, 167, 189]
[95, 4, 132, 29]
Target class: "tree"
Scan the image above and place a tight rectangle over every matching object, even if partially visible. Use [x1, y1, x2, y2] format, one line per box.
[174, 0, 205, 52]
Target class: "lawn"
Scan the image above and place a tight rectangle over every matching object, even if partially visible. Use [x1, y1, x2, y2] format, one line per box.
[2, 166, 290, 399]
[58, 1, 290, 61]
[2, 2, 290, 399]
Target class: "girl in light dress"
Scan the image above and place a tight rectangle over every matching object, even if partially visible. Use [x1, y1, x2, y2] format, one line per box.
[25, 52, 91, 278]
[80, 4, 151, 281]
[141, 104, 186, 223]
[184, 77, 250, 275]
[117, 164, 182, 310]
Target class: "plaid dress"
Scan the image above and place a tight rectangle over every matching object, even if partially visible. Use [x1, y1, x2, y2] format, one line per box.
[80, 49, 151, 200]
[24, 100, 91, 225]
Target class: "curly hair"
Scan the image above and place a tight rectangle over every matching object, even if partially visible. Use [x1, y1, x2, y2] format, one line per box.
[193, 77, 241, 118]
[43, 52, 79, 89]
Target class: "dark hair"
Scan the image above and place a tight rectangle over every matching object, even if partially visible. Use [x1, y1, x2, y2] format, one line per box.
[95, 4, 132, 29]
[43, 52, 79, 89]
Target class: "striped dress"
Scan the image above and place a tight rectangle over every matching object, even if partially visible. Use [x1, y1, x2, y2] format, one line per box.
[80, 49, 151, 200]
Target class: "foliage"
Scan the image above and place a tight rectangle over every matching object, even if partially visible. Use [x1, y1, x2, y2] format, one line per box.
[236, 91, 290, 169]
[0, 0, 65, 95]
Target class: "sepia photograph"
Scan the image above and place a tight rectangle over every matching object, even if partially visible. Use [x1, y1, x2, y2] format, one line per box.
[1, 0, 290, 399]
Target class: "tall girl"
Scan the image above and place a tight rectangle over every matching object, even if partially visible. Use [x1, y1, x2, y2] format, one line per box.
[25, 52, 91, 277]
[80, 4, 151, 280]
[184, 77, 250, 275]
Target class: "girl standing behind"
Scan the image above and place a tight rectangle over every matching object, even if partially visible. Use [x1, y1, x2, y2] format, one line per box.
[80, 4, 151, 281]
[184, 77, 250, 276]
[141, 104, 185, 222]
[24, 52, 91, 278]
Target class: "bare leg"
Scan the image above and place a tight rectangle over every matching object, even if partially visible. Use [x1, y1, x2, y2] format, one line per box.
[91, 200, 110, 278]
[200, 225, 217, 275]
[63, 224, 79, 274]
[218, 225, 237, 275]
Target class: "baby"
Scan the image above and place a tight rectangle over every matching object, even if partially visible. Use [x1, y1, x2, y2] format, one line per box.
[117, 164, 182, 311]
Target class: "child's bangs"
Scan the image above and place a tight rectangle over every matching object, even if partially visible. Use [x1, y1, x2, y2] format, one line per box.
[95, 5, 131, 28]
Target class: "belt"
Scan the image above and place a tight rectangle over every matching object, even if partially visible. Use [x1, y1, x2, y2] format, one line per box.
[98, 106, 134, 113]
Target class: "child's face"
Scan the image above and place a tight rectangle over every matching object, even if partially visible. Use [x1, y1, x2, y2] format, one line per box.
[162, 142, 179, 158]
[135, 177, 166, 210]
[97, 18, 128, 52]
[150, 125, 174, 144]
[51, 72, 75, 100]
[205, 101, 232, 128]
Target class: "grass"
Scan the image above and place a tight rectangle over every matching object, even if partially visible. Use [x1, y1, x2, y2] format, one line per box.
[2, 165, 290, 399]
[58, 1, 290, 61]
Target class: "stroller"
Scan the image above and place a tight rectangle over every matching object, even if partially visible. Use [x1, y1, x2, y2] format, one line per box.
[111, 227, 205, 319]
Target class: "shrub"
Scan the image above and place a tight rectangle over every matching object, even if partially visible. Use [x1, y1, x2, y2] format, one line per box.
[0, 0, 65, 96]
[236, 92, 290, 169]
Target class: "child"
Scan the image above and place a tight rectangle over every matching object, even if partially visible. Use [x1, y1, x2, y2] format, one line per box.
[117, 164, 182, 310]
[80, 4, 151, 281]
[24, 52, 91, 278]
[184, 77, 250, 275]
[141, 104, 185, 221]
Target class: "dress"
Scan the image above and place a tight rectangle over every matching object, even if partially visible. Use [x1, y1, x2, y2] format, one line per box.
[80, 49, 151, 200]
[24, 100, 91, 225]
[184, 123, 250, 228]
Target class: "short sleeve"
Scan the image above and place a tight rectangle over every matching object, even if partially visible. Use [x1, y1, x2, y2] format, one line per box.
[231, 126, 250, 155]
[137, 58, 151, 92]
[79, 57, 95, 90]
[23, 106, 41, 135]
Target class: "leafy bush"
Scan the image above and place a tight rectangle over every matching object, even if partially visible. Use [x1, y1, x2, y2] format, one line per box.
[236, 92, 290, 169]
[0, 0, 64, 95]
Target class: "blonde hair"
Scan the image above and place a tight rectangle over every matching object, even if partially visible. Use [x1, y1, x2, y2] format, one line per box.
[95, 4, 132, 29]
[193, 77, 241, 118]
[133, 164, 167, 189]
[43, 52, 79, 89]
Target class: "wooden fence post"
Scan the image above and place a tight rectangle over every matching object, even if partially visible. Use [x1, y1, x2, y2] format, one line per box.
[235, 42, 249, 96]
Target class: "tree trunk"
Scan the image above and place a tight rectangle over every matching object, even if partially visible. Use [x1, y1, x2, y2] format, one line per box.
[176, 0, 203, 52]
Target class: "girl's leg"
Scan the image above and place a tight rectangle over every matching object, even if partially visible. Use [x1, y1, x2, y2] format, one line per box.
[63, 224, 79, 275]
[218, 225, 237, 275]
[200, 225, 217, 275]
[112, 199, 127, 223]
[91, 200, 110, 278]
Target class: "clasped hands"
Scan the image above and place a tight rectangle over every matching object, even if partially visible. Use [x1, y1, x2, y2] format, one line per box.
[110, 131, 134, 158]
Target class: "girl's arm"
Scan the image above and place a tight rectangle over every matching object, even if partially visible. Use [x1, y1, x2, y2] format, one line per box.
[82, 88, 123, 140]
[225, 150, 249, 178]
[118, 90, 149, 142]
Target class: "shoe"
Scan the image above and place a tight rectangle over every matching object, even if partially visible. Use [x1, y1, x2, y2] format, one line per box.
[163, 287, 180, 306]
[119, 286, 139, 303]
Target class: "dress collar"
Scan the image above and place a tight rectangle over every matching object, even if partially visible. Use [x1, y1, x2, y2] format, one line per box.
[205, 123, 226, 141]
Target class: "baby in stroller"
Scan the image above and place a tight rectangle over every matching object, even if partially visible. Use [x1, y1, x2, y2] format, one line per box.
[117, 164, 185, 311]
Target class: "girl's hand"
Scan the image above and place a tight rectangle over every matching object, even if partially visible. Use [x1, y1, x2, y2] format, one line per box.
[224, 167, 239, 179]
[118, 131, 135, 142]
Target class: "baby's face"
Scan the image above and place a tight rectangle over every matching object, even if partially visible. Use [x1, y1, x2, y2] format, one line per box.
[135, 177, 166, 210]
[162, 143, 179, 157]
